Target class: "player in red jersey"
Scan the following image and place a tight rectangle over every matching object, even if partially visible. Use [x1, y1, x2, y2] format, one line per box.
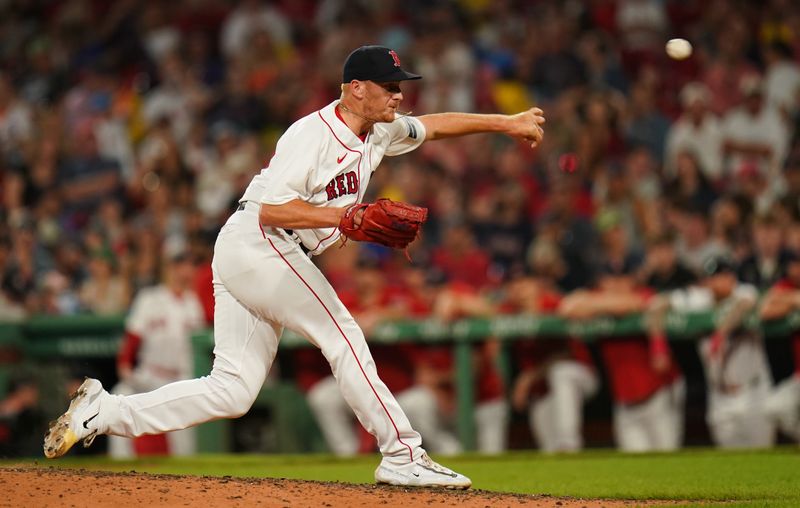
[507, 275, 598, 452]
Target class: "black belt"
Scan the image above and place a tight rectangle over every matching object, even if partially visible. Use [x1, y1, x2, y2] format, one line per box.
[237, 202, 310, 254]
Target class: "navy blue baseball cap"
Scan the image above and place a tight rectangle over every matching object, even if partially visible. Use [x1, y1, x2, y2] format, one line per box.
[342, 45, 422, 83]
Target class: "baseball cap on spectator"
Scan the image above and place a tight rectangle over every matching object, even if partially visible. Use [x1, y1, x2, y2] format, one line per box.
[342, 45, 421, 83]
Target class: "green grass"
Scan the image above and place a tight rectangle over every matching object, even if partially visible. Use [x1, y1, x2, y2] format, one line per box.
[8, 448, 800, 507]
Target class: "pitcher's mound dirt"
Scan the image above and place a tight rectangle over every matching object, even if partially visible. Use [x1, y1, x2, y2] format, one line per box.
[1, 467, 680, 507]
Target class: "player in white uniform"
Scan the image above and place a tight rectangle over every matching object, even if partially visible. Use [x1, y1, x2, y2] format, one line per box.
[43, 45, 544, 488]
[656, 258, 775, 448]
[108, 251, 205, 458]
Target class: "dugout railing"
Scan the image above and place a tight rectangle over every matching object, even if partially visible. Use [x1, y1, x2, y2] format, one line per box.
[1, 310, 798, 453]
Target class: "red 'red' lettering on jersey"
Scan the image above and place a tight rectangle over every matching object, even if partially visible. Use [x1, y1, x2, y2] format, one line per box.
[335, 174, 347, 196]
[389, 50, 401, 67]
[325, 180, 337, 200]
[325, 171, 359, 201]
[346, 172, 358, 194]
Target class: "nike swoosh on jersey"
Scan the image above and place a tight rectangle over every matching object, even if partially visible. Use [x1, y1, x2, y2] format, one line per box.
[337, 154, 347, 164]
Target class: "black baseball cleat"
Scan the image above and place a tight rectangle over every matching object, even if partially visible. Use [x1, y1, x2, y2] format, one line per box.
[43, 378, 107, 458]
[374, 452, 472, 489]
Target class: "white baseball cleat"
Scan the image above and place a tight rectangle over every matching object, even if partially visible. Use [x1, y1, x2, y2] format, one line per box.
[43, 378, 106, 459]
[374, 453, 472, 489]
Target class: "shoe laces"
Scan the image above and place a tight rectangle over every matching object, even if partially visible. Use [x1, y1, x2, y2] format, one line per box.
[83, 431, 98, 448]
[418, 453, 453, 475]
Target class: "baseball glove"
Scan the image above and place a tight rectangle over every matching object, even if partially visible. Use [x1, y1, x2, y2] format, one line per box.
[339, 198, 428, 251]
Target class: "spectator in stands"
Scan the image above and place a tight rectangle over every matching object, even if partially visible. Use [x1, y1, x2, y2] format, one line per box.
[78, 248, 129, 315]
[508, 274, 598, 453]
[220, 0, 290, 60]
[0, 72, 34, 169]
[702, 14, 760, 115]
[109, 249, 204, 458]
[593, 165, 656, 251]
[758, 253, 800, 442]
[58, 121, 124, 230]
[665, 151, 719, 215]
[624, 78, 670, 161]
[721, 75, 790, 178]
[526, 14, 587, 102]
[665, 82, 723, 182]
[537, 176, 598, 291]
[615, 0, 668, 74]
[471, 180, 533, 281]
[710, 195, 748, 258]
[763, 41, 800, 120]
[657, 258, 774, 448]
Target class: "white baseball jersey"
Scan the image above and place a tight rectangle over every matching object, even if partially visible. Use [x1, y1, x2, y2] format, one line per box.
[126, 285, 205, 379]
[240, 100, 426, 255]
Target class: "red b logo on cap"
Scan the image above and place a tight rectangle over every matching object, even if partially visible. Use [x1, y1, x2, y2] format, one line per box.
[389, 50, 401, 67]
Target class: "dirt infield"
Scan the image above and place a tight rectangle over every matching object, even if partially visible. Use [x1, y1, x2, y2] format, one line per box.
[1, 467, 681, 507]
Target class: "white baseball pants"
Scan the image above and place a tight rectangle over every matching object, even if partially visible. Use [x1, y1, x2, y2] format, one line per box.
[307, 375, 460, 456]
[701, 336, 775, 448]
[530, 360, 598, 453]
[613, 378, 685, 452]
[108, 374, 196, 459]
[101, 202, 424, 464]
[475, 399, 508, 454]
[764, 375, 800, 441]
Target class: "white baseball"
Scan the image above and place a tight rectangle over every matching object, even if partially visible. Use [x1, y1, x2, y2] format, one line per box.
[665, 38, 692, 60]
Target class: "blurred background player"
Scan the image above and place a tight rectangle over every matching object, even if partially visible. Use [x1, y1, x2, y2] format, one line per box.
[655, 257, 774, 448]
[507, 272, 598, 453]
[108, 248, 205, 458]
[759, 253, 800, 442]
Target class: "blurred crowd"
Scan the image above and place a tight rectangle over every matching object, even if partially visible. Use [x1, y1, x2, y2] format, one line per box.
[2, 0, 800, 454]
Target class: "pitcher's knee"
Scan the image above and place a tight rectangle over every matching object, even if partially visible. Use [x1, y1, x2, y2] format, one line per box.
[207, 369, 260, 418]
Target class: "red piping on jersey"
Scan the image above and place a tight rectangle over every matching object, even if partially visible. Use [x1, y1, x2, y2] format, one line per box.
[335, 105, 368, 142]
[267, 237, 415, 463]
[314, 108, 367, 252]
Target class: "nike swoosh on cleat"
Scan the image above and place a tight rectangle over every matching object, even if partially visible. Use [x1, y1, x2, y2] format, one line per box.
[412, 472, 419, 477]
[83, 412, 99, 429]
